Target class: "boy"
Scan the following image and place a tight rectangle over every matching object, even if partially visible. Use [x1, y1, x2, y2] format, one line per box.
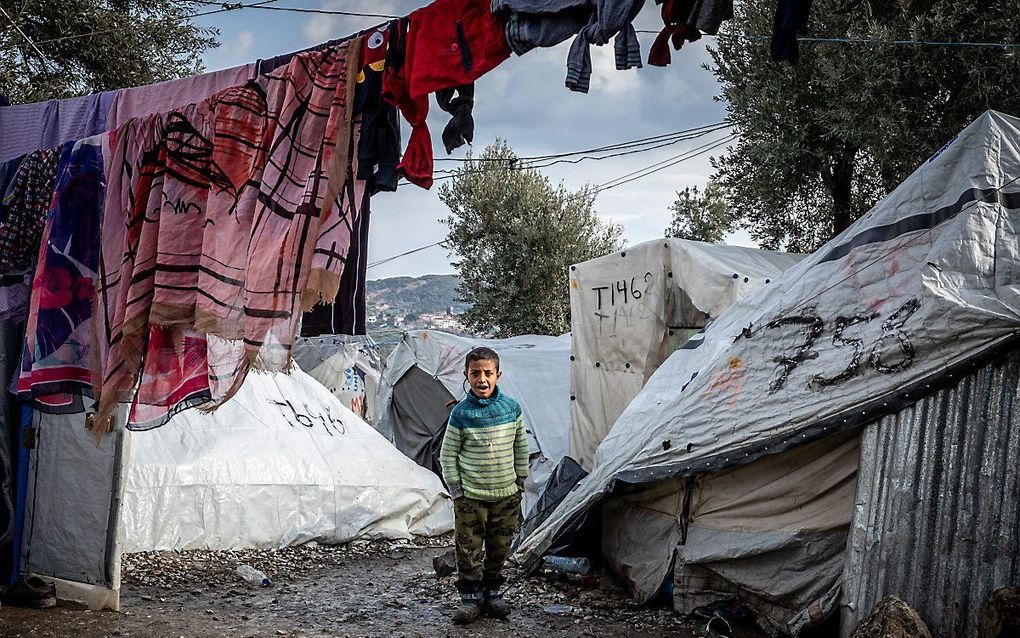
[440, 346, 529, 624]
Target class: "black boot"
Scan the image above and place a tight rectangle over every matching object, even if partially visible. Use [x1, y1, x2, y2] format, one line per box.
[482, 586, 511, 619]
[453, 580, 482, 624]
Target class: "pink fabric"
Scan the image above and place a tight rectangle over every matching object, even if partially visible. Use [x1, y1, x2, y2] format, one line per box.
[94, 41, 364, 429]
[107, 63, 256, 130]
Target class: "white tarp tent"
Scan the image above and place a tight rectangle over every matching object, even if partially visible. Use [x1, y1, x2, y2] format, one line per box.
[376, 331, 571, 515]
[568, 239, 803, 469]
[119, 368, 452, 553]
[516, 111, 1020, 635]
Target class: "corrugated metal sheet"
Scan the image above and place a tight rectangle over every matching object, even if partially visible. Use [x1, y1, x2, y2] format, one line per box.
[842, 348, 1020, 636]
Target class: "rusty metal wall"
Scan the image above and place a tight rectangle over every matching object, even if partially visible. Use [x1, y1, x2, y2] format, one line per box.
[842, 348, 1020, 636]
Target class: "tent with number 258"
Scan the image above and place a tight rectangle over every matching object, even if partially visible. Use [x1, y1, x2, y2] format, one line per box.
[514, 111, 1020, 637]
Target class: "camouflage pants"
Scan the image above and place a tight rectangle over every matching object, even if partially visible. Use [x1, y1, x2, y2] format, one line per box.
[454, 493, 521, 587]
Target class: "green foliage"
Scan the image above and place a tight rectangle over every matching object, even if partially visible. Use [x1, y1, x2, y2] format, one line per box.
[0, 0, 218, 103]
[665, 179, 736, 243]
[710, 0, 1020, 252]
[439, 140, 623, 338]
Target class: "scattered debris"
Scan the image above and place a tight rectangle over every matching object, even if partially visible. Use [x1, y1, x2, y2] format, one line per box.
[432, 547, 457, 578]
[544, 604, 573, 615]
[3, 537, 722, 637]
[851, 596, 932, 638]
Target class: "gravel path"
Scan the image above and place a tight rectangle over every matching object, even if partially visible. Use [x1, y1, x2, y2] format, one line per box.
[0, 537, 765, 637]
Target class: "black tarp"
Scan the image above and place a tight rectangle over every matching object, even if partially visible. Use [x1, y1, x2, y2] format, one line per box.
[390, 366, 456, 479]
[301, 188, 371, 337]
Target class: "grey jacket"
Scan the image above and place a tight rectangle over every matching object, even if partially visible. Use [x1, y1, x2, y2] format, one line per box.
[493, 0, 645, 93]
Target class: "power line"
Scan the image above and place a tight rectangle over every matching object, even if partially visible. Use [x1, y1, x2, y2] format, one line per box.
[382, 134, 736, 268]
[191, 0, 398, 19]
[0, 4, 51, 70]
[433, 124, 731, 175]
[434, 122, 727, 163]
[367, 241, 446, 270]
[31, 0, 283, 45]
[428, 130, 734, 187]
[595, 134, 735, 192]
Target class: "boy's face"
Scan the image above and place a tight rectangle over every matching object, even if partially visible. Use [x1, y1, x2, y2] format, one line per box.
[465, 358, 501, 399]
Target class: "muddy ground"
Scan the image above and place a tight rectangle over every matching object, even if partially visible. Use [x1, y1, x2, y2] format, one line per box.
[0, 537, 765, 638]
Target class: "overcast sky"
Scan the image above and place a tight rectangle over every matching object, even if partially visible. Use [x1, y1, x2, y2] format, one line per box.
[196, 0, 753, 279]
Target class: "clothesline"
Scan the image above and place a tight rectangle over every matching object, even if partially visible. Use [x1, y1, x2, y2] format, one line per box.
[186, 1, 1020, 51]
[24, 2, 1019, 51]
[193, 0, 400, 19]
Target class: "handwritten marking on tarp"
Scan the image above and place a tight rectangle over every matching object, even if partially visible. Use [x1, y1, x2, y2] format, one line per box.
[270, 399, 346, 435]
[737, 298, 921, 394]
[590, 272, 655, 336]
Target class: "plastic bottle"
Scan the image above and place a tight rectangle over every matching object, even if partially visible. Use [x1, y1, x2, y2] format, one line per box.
[236, 564, 271, 587]
[541, 556, 591, 576]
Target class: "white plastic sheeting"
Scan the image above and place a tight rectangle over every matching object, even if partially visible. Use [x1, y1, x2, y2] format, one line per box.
[119, 368, 452, 553]
[376, 331, 571, 514]
[517, 111, 1020, 628]
[568, 239, 803, 469]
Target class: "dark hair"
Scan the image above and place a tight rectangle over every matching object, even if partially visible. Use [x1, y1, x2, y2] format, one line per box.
[465, 346, 500, 371]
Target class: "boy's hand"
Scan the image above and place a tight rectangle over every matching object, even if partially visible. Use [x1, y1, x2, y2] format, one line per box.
[447, 481, 464, 500]
[515, 477, 526, 490]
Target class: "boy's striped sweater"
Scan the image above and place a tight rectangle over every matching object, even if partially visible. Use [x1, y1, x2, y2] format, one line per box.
[440, 387, 529, 501]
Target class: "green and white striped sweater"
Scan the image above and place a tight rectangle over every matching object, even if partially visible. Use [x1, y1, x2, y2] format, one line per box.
[440, 387, 529, 501]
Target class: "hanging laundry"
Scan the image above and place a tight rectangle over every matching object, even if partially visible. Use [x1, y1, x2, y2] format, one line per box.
[354, 24, 402, 194]
[382, 1, 511, 189]
[304, 35, 374, 336]
[648, 0, 732, 67]
[0, 92, 116, 163]
[0, 155, 22, 197]
[0, 148, 61, 273]
[405, 0, 511, 98]
[94, 38, 366, 430]
[501, 5, 591, 55]
[492, 0, 645, 93]
[126, 326, 212, 430]
[436, 84, 475, 154]
[301, 185, 371, 337]
[383, 18, 434, 189]
[334, 188, 371, 334]
[16, 138, 104, 414]
[0, 156, 32, 324]
[107, 63, 256, 129]
[771, 0, 813, 64]
[689, 0, 734, 34]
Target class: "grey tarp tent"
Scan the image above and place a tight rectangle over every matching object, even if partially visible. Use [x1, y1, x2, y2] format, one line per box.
[376, 331, 571, 515]
[568, 238, 804, 470]
[515, 111, 1020, 636]
[291, 335, 382, 422]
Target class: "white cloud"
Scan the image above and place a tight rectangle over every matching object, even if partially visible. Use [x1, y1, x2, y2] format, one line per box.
[301, 0, 420, 47]
[205, 30, 255, 71]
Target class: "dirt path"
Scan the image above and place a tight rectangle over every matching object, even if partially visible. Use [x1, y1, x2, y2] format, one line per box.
[0, 539, 763, 638]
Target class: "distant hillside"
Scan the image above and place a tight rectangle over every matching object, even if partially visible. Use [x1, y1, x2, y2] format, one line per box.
[366, 275, 471, 335]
